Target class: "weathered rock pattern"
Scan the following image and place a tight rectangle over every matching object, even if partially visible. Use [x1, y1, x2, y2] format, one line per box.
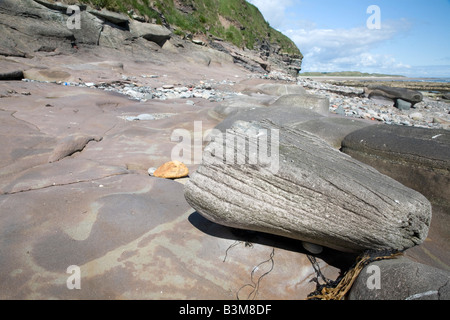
[48, 134, 103, 163]
[129, 20, 172, 46]
[271, 93, 330, 116]
[292, 117, 375, 150]
[244, 83, 306, 96]
[0, 2, 448, 299]
[214, 105, 324, 133]
[299, 76, 450, 129]
[0, 71, 347, 300]
[341, 124, 450, 208]
[348, 256, 450, 300]
[0, 0, 300, 77]
[184, 120, 432, 253]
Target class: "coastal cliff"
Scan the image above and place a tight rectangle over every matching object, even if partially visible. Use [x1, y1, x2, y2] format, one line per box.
[0, 0, 302, 75]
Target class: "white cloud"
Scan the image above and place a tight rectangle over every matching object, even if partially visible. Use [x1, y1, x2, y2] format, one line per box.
[284, 20, 413, 74]
[248, 0, 293, 29]
[249, 0, 423, 75]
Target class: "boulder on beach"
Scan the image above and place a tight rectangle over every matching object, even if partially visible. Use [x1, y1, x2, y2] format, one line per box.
[292, 117, 376, 150]
[349, 256, 450, 300]
[129, 20, 172, 46]
[184, 120, 432, 253]
[341, 124, 450, 208]
[365, 84, 423, 105]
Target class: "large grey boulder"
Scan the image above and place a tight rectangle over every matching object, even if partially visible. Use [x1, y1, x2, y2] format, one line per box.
[349, 256, 450, 300]
[341, 124, 450, 208]
[0, 0, 75, 54]
[184, 120, 432, 253]
[87, 8, 129, 26]
[292, 117, 375, 149]
[365, 84, 423, 105]
[129, 20, 172, 46]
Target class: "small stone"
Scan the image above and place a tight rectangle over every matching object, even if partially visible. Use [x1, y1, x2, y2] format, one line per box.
[153, 161, 189, 179]
[302, 242, 323, 254]
[409, 112, 423, 121]
[395, 99, 412, 111]
[335, 105, 346, 115]
[162, 84, 174, 89]
[137, 114, 155, 120]
[147, 167, 157, 176]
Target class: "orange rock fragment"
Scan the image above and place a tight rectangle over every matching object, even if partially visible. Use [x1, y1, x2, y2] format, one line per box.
[153, 160, 189, 179]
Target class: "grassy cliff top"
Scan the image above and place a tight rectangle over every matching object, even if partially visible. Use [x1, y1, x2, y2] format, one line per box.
[78, 0, 301, 57]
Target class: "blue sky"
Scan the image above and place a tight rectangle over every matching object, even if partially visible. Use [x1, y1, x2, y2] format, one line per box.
[248, 0, 450, 77]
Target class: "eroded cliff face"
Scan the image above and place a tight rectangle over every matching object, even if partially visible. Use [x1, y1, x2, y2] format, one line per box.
[0, 0, 302, 76]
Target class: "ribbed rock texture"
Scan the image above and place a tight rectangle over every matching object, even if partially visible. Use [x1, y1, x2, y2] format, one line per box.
[184, 120, 432, 253]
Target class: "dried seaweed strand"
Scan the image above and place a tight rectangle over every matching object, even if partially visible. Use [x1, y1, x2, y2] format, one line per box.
[237, 248, 275, 300]
[307, 249, 402, 300]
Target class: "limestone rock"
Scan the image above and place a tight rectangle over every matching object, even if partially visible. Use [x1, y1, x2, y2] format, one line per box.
[366, 85, 423, 105]
[341, 124, 450, 208]
[394, 98, 412, 110]
[129, 20, 172, 46]
[153, 160, 189, 179]
[184, 120, 432, 253]
[214, 105, 324, 133]
[0, 69, 24, 81]
[0, 0, 75, 54]
[271, 93, 330, 116]
[71, 11, 104, 45]
[349, 256, 450, 300]
[209, 95, 277, 121]
[87, 8, 129, 26]
[293, 117, 376, 150]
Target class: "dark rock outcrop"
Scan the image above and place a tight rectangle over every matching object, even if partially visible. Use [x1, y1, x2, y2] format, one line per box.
[0, 0, 300, 76]
[341, 124, 450, 208]
[349, 256, 450, 300]
[365, 84, 423, 106]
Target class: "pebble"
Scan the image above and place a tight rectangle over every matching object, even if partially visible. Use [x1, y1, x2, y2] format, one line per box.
[21, 72, 449, 129]
[297, 77, 450, 130]
[153, 160, 189, 179]
[302, 241, 323, 254]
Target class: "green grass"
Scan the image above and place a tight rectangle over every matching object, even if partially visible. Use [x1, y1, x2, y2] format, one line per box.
[78, 0, 160, 20]
[77, 0, 301, 56]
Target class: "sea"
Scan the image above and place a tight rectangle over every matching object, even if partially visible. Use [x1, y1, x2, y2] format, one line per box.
[401, 77, 450, 83]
